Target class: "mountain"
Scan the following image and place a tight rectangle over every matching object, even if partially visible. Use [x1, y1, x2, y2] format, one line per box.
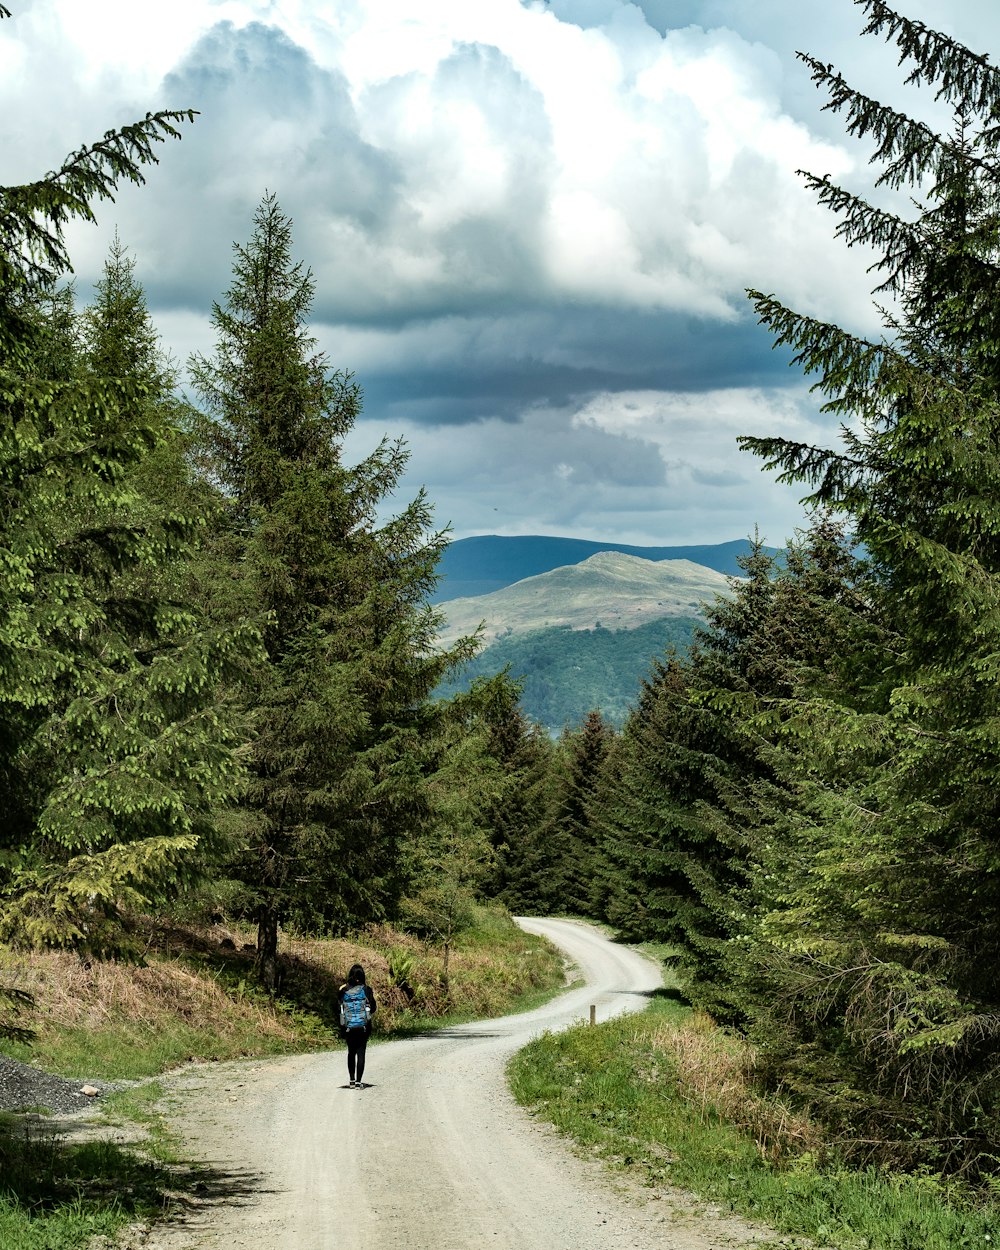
[437, 550, 732, 647]
[431, 534, 764, 602]
[435, 552, 735, 730]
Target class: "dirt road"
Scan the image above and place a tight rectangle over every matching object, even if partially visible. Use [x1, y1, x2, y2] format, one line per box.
[144, 919, 771, 1250]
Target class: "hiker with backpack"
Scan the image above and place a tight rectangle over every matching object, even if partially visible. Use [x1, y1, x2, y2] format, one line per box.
[338, 963, 377, 1088]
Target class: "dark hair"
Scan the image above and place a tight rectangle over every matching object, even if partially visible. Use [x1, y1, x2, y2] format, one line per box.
[347, 963, 366, 986]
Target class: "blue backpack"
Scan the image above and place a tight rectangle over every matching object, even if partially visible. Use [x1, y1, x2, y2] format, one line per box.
[341, 984, 370, 1031]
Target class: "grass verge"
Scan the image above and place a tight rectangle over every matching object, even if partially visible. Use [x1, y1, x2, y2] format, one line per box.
[100, 1083, 179, 1164]
[0, 1111, 173, 1250]
[508, 993, 1000, 1250]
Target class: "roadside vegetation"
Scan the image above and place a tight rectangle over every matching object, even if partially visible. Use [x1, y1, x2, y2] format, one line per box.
[2, 905, 562, 1078]
[510, 997, 1000, 1250]
[0, 1116, 172, 1250]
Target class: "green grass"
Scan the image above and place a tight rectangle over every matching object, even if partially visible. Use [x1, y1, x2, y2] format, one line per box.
[0, 1197, 125, 1250]
[99, 1083, 180, 1164]
[0, 1114, 173, 1250]
[508, 995, 1000, 1250]
[634, 939, 683, 965]
[4, 1015, 311, 1082]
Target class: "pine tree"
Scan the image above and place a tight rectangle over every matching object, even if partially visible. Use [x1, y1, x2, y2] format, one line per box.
[532, 711, 612, 916]
[0, 30, 249, 958]
[403, 677, 522, 999]
[82, 233, 171, 390]
[597, 654, 752, 998]
[596, 520, 869, 1019]
[474, 677, 559, 911]
[80, 234, 217, 603]
[191, 194, 473, 988]
[739, 0, 1000, 1172]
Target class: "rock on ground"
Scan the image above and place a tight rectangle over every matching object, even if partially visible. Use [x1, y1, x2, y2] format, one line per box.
[0, 1055, 109, 1115]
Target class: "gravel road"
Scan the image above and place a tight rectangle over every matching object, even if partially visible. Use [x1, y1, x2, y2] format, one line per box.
[141, 919, 776, 1250]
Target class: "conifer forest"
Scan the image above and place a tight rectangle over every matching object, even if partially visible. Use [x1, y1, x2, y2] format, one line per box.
[6, 0, 1000, 1184]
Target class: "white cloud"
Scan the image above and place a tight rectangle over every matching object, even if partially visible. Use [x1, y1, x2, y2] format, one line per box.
[3, 0, 876, 326]
[32, 0, 255, 86]
[329, 2, 869, 320]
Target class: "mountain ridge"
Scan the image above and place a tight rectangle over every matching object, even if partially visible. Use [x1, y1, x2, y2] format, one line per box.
[431, 534, 767, 602]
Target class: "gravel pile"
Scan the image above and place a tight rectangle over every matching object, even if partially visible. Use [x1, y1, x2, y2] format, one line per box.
[0, 1055, 109, 1115]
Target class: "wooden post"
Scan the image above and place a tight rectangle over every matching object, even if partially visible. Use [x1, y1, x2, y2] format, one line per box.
[589, 1004, 596, 1026]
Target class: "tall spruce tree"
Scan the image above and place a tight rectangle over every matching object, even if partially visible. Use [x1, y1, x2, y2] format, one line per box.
[0, 34, 249, 960]
[596, 520, 867, 1019]
[80, 234, 218, 605]
[598, 653, 754, 1000]
[739, 0, 1000, 1171]
[191, 194, 472, 987]
[539, 710, 612, 916]
[403, 676, 525, 998]
[474, 677, 559, 911]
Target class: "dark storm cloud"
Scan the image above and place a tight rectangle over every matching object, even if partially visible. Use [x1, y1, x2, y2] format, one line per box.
[348, 307, 794, 429]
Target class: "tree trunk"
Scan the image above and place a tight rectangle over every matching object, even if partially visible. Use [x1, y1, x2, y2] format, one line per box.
[256, 905, 280, 995]
[441, 938, 450, 1003]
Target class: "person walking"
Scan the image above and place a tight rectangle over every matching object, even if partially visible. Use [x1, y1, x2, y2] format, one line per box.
[339, 963, 376, 1088]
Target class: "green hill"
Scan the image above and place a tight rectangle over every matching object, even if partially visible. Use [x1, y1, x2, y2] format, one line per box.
[435, 552, 732, 729]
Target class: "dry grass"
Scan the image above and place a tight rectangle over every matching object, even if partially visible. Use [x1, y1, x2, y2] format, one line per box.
[277, 916, 562, 1031]
[645, 1009, 824, 1166]
[0, 942, 305, 1055]
[0, 907, 564, 1077]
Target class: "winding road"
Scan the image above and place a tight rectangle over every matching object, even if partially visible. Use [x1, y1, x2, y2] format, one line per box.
[143, 919, 766, 1250]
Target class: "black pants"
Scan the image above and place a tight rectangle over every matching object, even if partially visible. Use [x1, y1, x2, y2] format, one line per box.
[346, 1029, 368, 1083]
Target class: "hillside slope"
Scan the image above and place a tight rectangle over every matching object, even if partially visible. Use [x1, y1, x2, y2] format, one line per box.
[437, 551, 732, 647]
[436, 616, 704, 729]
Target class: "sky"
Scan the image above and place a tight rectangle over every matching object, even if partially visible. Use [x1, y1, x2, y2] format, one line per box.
[4, 0, 1000, 548]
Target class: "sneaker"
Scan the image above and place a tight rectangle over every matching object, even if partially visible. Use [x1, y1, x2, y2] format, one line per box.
[349, 1079, 357, 1088]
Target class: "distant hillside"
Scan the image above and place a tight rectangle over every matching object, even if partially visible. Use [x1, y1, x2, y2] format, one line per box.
[431, 534, 764, 602]
[437, 551, 732, 647]
[436, 616, 705, 731]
